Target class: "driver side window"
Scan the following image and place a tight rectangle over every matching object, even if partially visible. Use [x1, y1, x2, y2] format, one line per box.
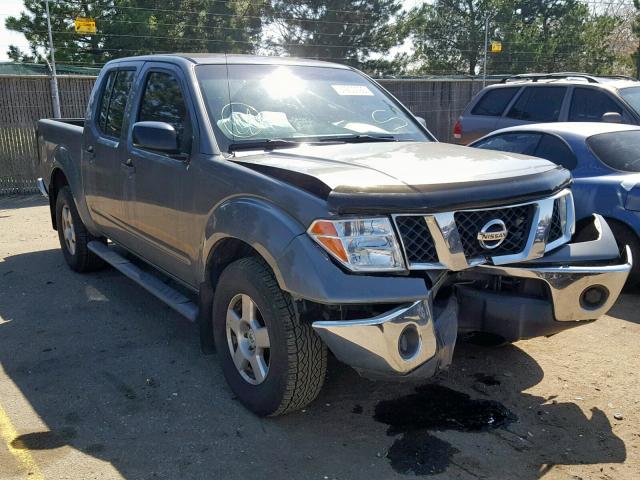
[138, 71, 191, 153]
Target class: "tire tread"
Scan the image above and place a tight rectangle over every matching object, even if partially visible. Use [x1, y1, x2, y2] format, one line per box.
[230, 257, 327, 416]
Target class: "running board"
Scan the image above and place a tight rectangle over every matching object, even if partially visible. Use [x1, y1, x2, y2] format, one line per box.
[88, 241, 198, 322]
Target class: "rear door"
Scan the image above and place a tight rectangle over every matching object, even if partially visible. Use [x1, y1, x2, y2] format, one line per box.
[124, 62, 197, 283]
[496, 86, 568, 129]
[83, 62, 140, 242]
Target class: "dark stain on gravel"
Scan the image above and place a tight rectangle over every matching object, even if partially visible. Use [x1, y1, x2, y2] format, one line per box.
[473, 373, 501, 386]
[374, 384, 516, 476]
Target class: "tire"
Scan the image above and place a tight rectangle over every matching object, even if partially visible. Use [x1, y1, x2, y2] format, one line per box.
[55, 186, 106, 273]
[212, 257, 327, 416]
[575, 220, 639, 288]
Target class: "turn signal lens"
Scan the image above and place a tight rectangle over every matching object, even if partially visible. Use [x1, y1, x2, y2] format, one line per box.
[307, 218, 406, 272]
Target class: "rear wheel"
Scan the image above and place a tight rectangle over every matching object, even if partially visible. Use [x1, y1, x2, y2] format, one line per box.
[55, 186, 106, 273]
[213, 257, 327, 416]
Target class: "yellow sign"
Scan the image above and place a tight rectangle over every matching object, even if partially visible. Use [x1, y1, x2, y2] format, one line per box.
[74, 18, 96, 34]
[490, 41, 502, 53]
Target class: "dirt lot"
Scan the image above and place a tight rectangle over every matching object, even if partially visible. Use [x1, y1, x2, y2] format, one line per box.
[0, 195, 638, 480]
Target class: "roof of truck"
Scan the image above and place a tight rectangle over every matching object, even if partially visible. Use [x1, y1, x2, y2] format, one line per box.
[107, 53, 350, 69]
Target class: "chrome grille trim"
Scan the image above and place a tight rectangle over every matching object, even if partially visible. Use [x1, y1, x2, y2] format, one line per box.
[392, 189, 574, 271]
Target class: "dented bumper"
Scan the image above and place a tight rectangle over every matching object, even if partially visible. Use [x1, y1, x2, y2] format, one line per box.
[311, 215, 631, 380]
[313, 294, 457, 379]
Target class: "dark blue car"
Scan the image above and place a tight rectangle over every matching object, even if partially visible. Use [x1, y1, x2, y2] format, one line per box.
[470, 122, 640, 285]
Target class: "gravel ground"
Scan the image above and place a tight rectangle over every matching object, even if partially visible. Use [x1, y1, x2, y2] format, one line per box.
[0, 195, 638, 480]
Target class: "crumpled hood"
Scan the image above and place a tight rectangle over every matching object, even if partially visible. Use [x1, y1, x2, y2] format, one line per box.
[233, 141, 571, 213]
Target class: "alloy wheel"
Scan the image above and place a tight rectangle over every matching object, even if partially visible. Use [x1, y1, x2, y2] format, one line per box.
[225, 293, 271, 385]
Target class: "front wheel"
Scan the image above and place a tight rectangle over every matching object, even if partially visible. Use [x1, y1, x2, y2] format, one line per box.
[212, 257, 327, 416]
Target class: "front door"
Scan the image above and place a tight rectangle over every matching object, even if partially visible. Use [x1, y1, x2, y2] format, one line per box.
[123, 63, 196, 283]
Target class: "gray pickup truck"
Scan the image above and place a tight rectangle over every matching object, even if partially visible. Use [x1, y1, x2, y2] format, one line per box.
[37, 54, 631, 416]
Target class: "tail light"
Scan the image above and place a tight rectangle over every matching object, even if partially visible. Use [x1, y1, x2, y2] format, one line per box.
[453, 120, 462, 140]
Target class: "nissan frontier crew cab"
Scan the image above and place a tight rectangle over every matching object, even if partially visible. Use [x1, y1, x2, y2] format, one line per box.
[37, 54, 632, 416]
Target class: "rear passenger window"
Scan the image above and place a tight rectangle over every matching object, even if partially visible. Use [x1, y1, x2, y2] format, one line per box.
[534, 134, 577, 169]
[138, 71, 190, 152]
[97, 72, 116, 134]
[506, 87, 567, 122]
[96, 70, 134, 138]
[473, 132, 542, 156]
[106, 71, 134, 137]
[569, 88, 623, 122]
[471, 87, 519, 116]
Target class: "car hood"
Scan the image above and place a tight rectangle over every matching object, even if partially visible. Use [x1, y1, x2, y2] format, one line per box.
[233, 142, 571, 213]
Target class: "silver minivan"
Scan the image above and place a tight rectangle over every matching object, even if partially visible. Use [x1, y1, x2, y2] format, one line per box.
[454, 73, 640, 144]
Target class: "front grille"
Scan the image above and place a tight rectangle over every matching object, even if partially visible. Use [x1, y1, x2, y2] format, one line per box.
[547, 199, 564, 243]
[454, 205, 534, 259]
[395, 216, 438, 264]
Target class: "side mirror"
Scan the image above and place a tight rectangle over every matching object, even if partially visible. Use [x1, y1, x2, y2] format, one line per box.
[601, 112, 623, 124]
[132, 121, 179, 153]
[415, 116, 427, 128]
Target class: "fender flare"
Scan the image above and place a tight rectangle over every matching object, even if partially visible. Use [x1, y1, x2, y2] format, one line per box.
[199, 196, 306, 289]
[48, 146, 100, 235]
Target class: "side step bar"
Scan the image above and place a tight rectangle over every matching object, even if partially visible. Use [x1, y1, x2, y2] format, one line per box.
[88, 241, 199, 322]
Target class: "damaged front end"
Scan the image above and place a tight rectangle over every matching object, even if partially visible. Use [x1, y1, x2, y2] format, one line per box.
[309, 214, 631, 380]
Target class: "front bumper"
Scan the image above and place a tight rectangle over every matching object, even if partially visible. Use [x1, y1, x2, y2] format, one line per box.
[311, 215, 631, 379]
[313, 294, 458, 379]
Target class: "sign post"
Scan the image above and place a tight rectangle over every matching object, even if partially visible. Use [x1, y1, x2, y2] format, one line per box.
[45, 0, 61, 118]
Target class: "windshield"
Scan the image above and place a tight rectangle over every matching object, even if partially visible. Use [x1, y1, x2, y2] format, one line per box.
[587, 130, 640, 172]
[619, 86, 640, 116]
[195, 64, 431, 151]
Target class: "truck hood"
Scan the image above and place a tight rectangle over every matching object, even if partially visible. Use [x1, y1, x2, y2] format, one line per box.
[233, 142, 571, 213]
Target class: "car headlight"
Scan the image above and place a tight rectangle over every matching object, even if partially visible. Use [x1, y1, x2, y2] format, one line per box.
[307, 217, 406, 272]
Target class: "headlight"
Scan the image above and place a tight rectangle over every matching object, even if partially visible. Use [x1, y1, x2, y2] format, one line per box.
[307, 218, 406, 272]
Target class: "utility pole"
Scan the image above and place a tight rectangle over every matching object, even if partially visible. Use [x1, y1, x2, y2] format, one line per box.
[482, 15, 490, 88]
[45, 0, 61, 118]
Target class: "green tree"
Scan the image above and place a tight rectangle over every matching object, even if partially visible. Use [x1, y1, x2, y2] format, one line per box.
[268, 1, 403, 74]
[5, 0, 267, 66]
[397, 0, 626, 76]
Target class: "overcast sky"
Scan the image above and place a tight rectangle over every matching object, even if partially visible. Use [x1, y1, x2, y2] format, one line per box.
[0, 0, 424, 62]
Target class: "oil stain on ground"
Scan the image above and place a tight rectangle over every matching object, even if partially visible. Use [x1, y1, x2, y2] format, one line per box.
[374, 384, 516, 476]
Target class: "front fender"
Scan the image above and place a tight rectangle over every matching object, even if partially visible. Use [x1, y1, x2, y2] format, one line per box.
[199, 196, 306, 287]
[199, 196, 431, 304]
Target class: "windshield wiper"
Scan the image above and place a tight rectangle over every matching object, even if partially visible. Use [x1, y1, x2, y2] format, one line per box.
[228, 139, 301, 152]
[319, 134, 397, 143]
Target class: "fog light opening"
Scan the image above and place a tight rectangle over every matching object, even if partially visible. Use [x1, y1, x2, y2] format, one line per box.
[580, 285, 609, 310]
[398, 325, 420, 360]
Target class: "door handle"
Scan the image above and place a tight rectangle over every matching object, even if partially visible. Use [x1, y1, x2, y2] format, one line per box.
[120, 158, 135, 173]
[84, 145, 95, 161]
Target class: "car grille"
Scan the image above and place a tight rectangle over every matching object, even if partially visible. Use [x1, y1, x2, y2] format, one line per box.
[395, 215, 438, 264]
[455, 205, 534, 259]
[547, 199, 564, 243]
